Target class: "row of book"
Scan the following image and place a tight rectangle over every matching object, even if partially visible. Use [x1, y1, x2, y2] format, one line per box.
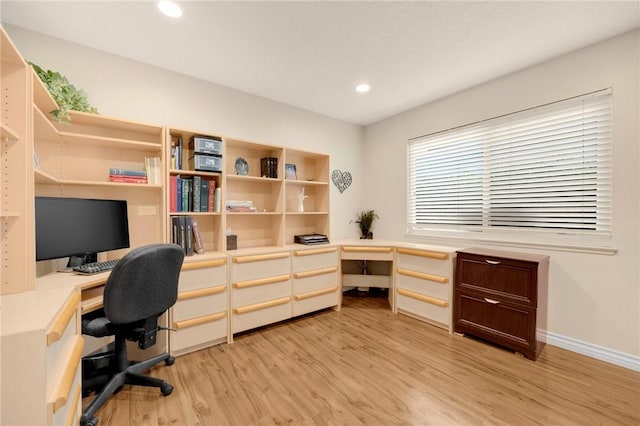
[108, 158, 161, 184]
[169, 175, 221, 212]
[170, 215, 205, 256]
[260, 157, 278, 178]
[170, 137, 185, 170]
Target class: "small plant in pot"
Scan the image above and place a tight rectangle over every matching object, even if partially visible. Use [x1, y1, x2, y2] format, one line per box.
[351, 209, 379, 239]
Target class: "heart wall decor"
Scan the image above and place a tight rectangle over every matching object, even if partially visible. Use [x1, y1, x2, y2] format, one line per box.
[332, 169, 352, 193]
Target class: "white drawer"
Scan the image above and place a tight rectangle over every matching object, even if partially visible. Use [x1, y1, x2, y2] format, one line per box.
[173, 285, 227, 322]
[395, 272, 450, 301]
[232, 278, 291, 308]
[47, 335, 84, 426]
[292, 270, 338, 296]
[232, 298, 291, 333]
[292, 247, 338, 272]
[50, 378, 81, 426]
[396, 250, 451, 277]
[292, 288, 339, 317]
[396, 291, 451, 329]
[171, 312, 228, 355]
[179, 259, 227, 292]
[231, 252, 291, 282]
[341, 246, 394, 261]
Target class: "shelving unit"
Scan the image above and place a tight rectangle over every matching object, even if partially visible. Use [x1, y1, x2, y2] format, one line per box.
[1, 27, 33, 294]
[166, 128, 225, 254]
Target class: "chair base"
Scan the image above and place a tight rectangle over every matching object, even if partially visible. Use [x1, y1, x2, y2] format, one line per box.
[80, 351, 175, 426]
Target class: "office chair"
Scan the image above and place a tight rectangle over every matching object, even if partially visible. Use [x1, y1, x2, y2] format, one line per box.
[80, 243, 185, 426]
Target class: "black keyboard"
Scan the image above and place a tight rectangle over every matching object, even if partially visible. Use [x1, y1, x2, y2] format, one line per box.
[73, 259, 120, 275]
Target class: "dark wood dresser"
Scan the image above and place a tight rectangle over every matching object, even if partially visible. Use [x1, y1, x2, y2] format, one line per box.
[453, 248, 549, 360]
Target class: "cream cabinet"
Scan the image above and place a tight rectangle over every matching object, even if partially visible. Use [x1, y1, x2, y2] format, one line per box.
[170, 257, 229, 356]
[291, 246, 340, 316]
[230, 251, 292, 334]
[394, 246, 457, 331]
[1, 288, 84, 425]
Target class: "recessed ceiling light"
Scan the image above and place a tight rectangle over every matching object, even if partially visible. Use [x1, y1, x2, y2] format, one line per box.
[355, 83, 370, 93]
[158, 1, 182, 18]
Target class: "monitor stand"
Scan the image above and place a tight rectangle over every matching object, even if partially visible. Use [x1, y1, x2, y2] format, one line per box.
[58, 253, 98, 273]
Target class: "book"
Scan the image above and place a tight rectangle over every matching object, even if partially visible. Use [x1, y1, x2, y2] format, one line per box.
[191, 217, 205, 254]
[200, 179, 210, 212]
[185, 216, 194, 256]
[109, 175, 148, 183]
[192, 176, 201, 212]
[144, 157, 161, 184]
[214, 187, 221, 212]
[176, 176, 183, 212]
[171, 216, 180, 245]
[208, 179, 216, 212]
[181, 178, 192, 212]
[109, 168, 147, 177]
[169, 175, 178, 212]
[178, 216, 186, 253]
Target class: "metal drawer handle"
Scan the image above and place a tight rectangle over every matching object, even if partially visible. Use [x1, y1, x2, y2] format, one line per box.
[485, 260, 501, 265]
[484, 298, 500, 304]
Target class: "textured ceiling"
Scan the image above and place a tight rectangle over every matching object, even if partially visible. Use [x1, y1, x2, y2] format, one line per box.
[1, 1, 639, 125]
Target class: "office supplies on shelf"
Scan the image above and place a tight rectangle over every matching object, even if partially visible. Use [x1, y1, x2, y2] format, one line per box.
[294, 234, 330, 245]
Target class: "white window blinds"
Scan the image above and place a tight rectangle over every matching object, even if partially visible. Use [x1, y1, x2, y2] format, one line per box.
[407, 90, 612, 236]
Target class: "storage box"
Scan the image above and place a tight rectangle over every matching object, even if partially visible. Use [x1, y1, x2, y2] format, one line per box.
[189, 153, 222, 172]
[226, 235, 238, 250]
[189, 136, 222, 156]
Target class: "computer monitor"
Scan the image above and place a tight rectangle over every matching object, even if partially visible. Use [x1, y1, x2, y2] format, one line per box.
[35, 196, 130, 268]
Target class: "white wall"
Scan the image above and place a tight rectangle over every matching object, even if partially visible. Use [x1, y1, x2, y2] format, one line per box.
[4, 24, 365, 240]
[364, 30, 640, 365]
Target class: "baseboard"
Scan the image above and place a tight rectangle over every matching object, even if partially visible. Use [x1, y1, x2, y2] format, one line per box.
[539, 330, 640, 372]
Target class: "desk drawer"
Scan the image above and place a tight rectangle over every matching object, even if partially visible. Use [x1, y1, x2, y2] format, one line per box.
[292, 287, 339, 317]
[173, 285, 227, 322]
[396, 249, 450, 278]
[232, 297, 291, 333]
[395, 270, 449, 301]
[232, 277, 291, 308]
[47, 336, 84, 426]
[292, 246, 338, 272]
[179, 259, 227, 292]
[171, 312, 227, 355]
[396, 290, 450, 329]
[231, 252, 291, 282]
[341, 246, 394, 261]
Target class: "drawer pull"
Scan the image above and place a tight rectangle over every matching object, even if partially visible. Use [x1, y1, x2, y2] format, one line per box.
[396, 288, 448, 307]
[233, 296, 291, 315]
[65, 384, 82, 426]
[396, 248, 449, 260]
[173, 311, 227, 330]
[293, 247, 337, 256]
[51, 335, 85, 413]
[294, 286, 338, 301]
[342, 246, 393, 253]
[182, 258, 227, 270]
[397, 268, 448, 284]
[233, 252, 289, 263]
[47, 291, 80, 345]
[485, 260, 501, 265]
[233, 273, 291, 289]
[178, 285, 227, 301]
[293, 266, 338, 279]
[484, 298, 500, 304]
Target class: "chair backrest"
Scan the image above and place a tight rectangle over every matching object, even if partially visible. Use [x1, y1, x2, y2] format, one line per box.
[103, 243, 185, 325]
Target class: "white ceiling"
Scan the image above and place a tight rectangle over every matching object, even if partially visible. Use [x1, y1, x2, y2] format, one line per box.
[1, 1, 639, 126]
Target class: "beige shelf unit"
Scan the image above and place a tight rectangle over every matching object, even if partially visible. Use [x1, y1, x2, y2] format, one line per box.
[166, 127, 225, 254]
[225, 138, 285, 249]
[33, 109, 166, 267]
[1, 27, 34, 294]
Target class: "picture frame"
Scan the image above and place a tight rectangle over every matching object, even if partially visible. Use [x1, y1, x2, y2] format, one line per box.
[285, 163, 297, 180]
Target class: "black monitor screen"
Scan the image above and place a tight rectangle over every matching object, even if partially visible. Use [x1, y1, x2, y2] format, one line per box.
[35, 197, 130, 263]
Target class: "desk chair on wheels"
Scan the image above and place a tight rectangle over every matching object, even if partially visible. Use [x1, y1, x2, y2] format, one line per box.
[80, 243, 185, 426]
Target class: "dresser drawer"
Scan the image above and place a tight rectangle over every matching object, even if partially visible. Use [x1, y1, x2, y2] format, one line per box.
[292, 246, 338, 272]
[232, 276, 291, 308]
[396, 290, 450, 329]
[455, 290, 536, 353]
[457, 253, 537, 307]
[292, 288, 339, 317]
[232, 297, 291, 333]
[395, 270, 449, 301]
[171, 312, 228, 355]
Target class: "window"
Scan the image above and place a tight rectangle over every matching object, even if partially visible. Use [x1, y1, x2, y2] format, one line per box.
[407, 90, 612, 239]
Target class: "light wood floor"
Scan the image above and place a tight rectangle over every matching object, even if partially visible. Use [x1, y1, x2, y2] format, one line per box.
[88, 291, 640, 425]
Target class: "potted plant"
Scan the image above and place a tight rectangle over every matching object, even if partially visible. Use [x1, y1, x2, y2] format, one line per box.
[30, 62, 98, 124]
[352, 209, 379, 239]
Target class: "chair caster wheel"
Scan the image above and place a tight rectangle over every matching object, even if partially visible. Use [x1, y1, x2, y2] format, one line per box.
[165, 356, 175, 366]
[161, 382, 174, 396]
[81, 415, 99, 426]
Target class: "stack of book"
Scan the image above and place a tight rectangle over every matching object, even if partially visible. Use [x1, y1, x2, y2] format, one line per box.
[226, 200, 257, 212]
[170, 215, 205, 256]
[260, 157, 278, 178]
[109, 168, 147, 183]
[169, 175, 221, 213]
[144, 157, 161, 184]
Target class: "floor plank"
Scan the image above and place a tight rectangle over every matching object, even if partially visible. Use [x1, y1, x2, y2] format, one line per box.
[86, 291, 640, 425]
